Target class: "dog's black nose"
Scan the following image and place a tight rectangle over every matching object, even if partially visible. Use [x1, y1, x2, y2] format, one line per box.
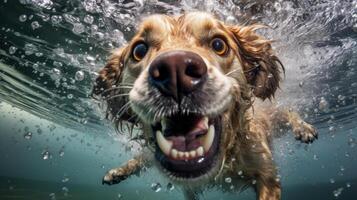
[149, 50, 207, 101]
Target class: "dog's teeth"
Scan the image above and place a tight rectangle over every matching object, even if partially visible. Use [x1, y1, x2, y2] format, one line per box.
[161, 119, 167, 131]
[171, 149, 178, 159]
[203, 117, 209, 128]
[156, 130, 172, 156]
[189, 150, 196, 158]
[184, 152, 189, 159]
[178, 151, 184, 159]
[203, 125, 215, 152]
[197, 146, 204, 156]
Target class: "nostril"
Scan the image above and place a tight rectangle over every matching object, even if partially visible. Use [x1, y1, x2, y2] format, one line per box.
[151, 64, 170, 81]
[185, 62, 207, 79]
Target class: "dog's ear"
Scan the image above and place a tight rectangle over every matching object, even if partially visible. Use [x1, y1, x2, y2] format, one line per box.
[92, 48, 127, 97]
[228, 25, 284, 100]
[92, 47, 136, 125]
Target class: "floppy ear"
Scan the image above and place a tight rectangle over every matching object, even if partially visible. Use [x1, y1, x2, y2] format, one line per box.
[92, 47, 134, 124]
[92, 48, 127, 97]
[228, 25, 284, 100]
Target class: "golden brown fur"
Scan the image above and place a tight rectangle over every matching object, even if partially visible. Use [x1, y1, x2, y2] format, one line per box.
[93, 12, 317, 200]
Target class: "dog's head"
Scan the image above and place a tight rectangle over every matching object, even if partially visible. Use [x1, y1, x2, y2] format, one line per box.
[93, 12, 283, 181]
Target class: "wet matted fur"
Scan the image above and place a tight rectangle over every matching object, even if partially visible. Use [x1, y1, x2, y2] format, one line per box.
[92, 12, 317, 200]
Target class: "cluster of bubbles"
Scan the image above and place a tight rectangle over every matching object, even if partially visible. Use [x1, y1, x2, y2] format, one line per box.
[150, 182, 175, 193]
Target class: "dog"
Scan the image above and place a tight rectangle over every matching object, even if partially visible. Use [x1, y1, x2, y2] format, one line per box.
[92, 12, 317, 200]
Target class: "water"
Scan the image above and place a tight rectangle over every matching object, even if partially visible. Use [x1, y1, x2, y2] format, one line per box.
[0, 0, 356, 199]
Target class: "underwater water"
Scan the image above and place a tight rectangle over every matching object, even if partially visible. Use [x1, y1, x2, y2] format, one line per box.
[0, 0, 357, 199]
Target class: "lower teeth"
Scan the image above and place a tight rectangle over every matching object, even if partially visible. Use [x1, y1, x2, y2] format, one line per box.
[156, 124, 215, 160]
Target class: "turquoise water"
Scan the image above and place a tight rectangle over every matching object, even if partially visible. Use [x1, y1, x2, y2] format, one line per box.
[0, 0, 357, 199]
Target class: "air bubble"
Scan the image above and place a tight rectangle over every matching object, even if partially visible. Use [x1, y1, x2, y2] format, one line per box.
[166, 183, 174, 191]
[42, 151, 50, 160]
[75, 70, 85, 81]
[340, 166, 345, 172]
[34, 0, 53, 9]
[52, 68, 61, 75]
[85, 55, 95, 62]
[299, 81, 304, 87]
[62, 187, 69, 196]
[59, 150, 64, 157]
[313, 154, 318, 160]
[151, 182, 162, 192]
[24, 43, 37, 55]
[84, 15, 94, 24]
[49, 193, 56, 200]
[9, 46, 17, 54]
[337, 95, 345, 101]
[117, 193, 122, 199]
[319, 97, 328, 111]
[333, 187, 343, 198]
[24, 132, 32, 140]
[51, 15, 62, 25]
[35, 52, 43, 57]
[62, 176, 69, 183]
[72, 23, 85, 34]
[53, 61, 63, 68]
[31, 21, 41, 30]
[19, 14, 27, 22]
[348, 138, 356, 148]
[274, 2, 282, 11]
[67, 94, 73, 99]
[225, 177, 232, 183]
[330, 178, 335, 184]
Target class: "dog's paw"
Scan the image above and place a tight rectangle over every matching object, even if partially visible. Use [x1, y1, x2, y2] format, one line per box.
[293, 121, 318, 143]
[102, 168, 128, 185]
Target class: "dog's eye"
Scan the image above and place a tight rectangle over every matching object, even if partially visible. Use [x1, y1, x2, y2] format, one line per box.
[132, 42, 148, 61]
[211, 38, 228, 55]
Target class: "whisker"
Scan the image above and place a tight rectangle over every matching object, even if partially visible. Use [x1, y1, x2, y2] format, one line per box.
[127, 113, 139, 124]
[114, 102, 131, 121]
[102, 93, 129, 101]
[225, 68, 241, 76]
[98, 86, 133, 96]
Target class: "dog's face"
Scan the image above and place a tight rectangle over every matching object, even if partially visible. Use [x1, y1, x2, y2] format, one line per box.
[93, 12, 282, 181]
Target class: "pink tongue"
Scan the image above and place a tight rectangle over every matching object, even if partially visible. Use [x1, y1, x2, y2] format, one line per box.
[166, 118, 208, 151]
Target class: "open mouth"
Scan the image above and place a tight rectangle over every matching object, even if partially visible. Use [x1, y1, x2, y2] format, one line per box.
[152, 113, 221, 178]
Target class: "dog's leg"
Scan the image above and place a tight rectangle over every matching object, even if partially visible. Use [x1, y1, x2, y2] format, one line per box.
[240, 149, 281, 200]
[256, 178, 281, 200]
[102, 153, 150, 185]
[244, 153, 281, 200]
[271, 108, 317, 143]
[239, 120, 281, 200]
[243, 151, 281, 200]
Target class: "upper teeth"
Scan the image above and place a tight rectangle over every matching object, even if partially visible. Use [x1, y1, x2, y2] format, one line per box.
[156, 130, 173, 156]
[155, 120, 215, 160]
[202, 125, 215, 152]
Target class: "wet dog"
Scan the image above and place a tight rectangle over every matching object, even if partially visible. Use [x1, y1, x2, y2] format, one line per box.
[92, 12, 317, 200]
